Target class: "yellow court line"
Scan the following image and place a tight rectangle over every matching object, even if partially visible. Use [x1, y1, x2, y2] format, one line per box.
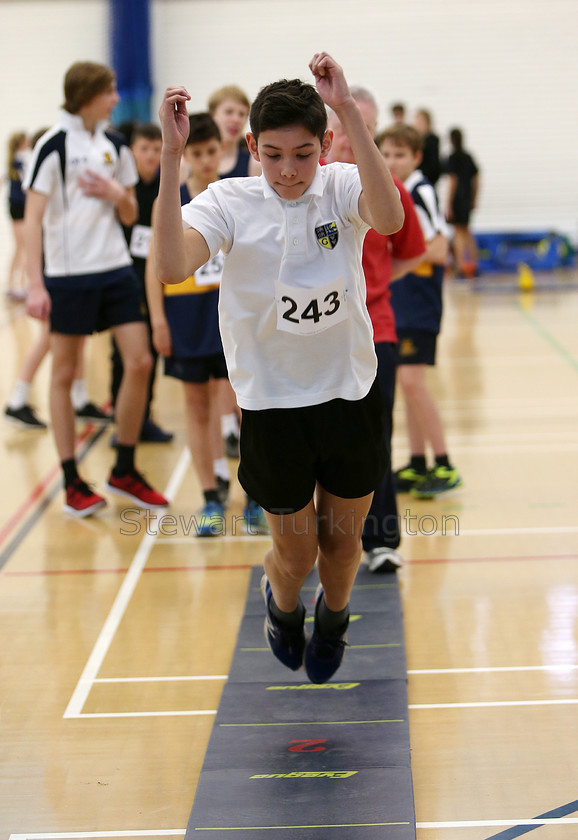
[194, 823, 410, 831]
[220, 718, 405, 727]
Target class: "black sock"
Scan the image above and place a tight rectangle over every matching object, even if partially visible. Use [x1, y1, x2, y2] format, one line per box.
[62, 458, 78, 488]
[410, 455, 427, 473]
[270, 595, 305, 629]
[435, 454, 450, 468]
[317, 595, 349, 635]
[113, 444, 135, 477]
[204, 488, 220, 505]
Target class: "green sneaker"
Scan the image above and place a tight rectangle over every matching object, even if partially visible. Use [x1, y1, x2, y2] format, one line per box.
[411, 465, 462, 499]
[394, 464, 427, 493]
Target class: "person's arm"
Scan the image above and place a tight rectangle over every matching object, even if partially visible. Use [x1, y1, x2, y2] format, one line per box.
[309, 52, 403, 235]
[24, 189, 51, 321]
[425, 233, 449, 265]
[77, 171, 138, 226]
[390, 253, 426, 281]
[471, 174, 479, 210]
[145, 236, 173, 358]
[446, 173, 457, 222]
[154, 86, 211, 285]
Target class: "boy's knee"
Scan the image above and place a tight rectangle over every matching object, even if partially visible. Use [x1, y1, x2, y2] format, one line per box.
[273, 544, 317, 580]
[318, 533, 361, 566]
[124, 351, 153, 379]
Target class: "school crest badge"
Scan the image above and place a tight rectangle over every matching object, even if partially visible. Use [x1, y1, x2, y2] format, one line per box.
[315, 221, 339, 250]
[103, 152, 113, 165]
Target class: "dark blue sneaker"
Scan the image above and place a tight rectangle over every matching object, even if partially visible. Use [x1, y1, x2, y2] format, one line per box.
[140, 417, 174, 443]
[304, 586, 349, 684]
[260, 575, 305, 671]
[243, 500, 270, 535]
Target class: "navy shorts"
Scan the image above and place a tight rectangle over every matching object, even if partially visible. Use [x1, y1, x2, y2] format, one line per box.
[396, 329, 437, 366]
[46, 266, 145, 335]
[164, 353, 229, 384]
[238, 379, 388, 514]
[9, 202, 25, 221]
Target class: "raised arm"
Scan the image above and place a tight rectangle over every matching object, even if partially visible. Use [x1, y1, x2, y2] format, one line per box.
[309, 52, 404, 235]
[154, 86, 210, 284]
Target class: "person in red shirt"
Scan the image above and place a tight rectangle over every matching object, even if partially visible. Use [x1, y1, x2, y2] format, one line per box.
[325, 86, 426, 572]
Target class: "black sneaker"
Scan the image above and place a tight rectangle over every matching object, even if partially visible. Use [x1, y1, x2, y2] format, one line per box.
[224, 431, 239, 459]
[260, 574, 305, 671]
[304, 586, 349, 684]
[4, 404, 48, 430]
[140, 417, 174, 443]
[75, 402, 112, 424]
[216, 476, 230, 506]
[394, 464, 427, 492]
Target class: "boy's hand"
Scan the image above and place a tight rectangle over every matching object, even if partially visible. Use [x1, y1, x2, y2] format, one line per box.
[78, 170, 125, 203]
[26, 285, 51, 321]
[309, 52, 353, 112]
[151, 319, 172, 357]
[158, 86, 191, 155]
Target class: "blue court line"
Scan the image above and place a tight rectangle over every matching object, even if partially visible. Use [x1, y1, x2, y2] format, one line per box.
[0, 426, 107, 571]
[483, 799, 578, 839]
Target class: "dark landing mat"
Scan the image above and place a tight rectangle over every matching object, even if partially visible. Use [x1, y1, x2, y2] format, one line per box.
[185, 565, 416, 839]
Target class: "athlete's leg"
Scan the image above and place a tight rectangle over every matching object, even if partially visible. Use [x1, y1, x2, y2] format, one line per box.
[111, 321, 153, 444]
[49, 333, 84, 459]
[262, 500, 319, 613]
[316, 488, 374, 611]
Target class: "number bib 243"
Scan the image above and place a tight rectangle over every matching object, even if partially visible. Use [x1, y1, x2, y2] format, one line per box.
[275, 276, 348, 336]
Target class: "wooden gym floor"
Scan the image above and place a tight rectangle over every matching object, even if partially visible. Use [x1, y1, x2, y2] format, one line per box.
[0, 273, 577, 839]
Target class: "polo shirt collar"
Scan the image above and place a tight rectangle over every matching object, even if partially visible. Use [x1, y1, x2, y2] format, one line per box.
[59, 109, 108, 135]
[260, 164, 324, 201]
[404, 169, 424, 192]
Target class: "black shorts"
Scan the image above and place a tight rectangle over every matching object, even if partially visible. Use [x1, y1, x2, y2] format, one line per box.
[238, 379, 388, 514]
[46, 266, 145, 335]
[396, 329, 437, 366]
[164, 353, 228, 384]
[9, 202, 25, 221]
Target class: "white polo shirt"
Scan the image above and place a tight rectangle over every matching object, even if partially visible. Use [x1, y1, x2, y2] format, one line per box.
[24, 110, 137, 277]
[181, 162, 377, 410]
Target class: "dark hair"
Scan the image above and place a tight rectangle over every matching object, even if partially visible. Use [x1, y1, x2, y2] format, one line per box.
[131, 122, 163, 144]
[63, 62, 115, 113]
[449, 128, 463, 153]
[249, 79, 327, 143]
[186, 112, 221, 146]
[391, 102, 406, 117]
[376, 123, 423, 154]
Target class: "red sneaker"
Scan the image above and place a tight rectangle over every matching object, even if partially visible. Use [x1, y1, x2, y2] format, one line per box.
[64, 478, 107, 517]
[105, 469, 168, 509]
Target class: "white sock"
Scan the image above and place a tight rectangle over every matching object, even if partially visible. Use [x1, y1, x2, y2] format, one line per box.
[70, 379, 89, 411]
[8, 380, 31, 410]
[213, 457, 230, 481]
[221, 413, 239, 437]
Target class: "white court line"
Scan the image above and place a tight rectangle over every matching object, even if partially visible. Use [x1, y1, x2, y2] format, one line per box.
[157, 525, 578, 545]
[93, 676, 228, 683]
[63, 449, 191, 720]
[9, 819, 578, 838]
[409, 664, 578, 675]
[76, 710, 217, 719]
[410, 698, 578, 710]
[9, 833, 185, 839]
[154, 535, 271, 544]
[416, 819, 578, 828]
